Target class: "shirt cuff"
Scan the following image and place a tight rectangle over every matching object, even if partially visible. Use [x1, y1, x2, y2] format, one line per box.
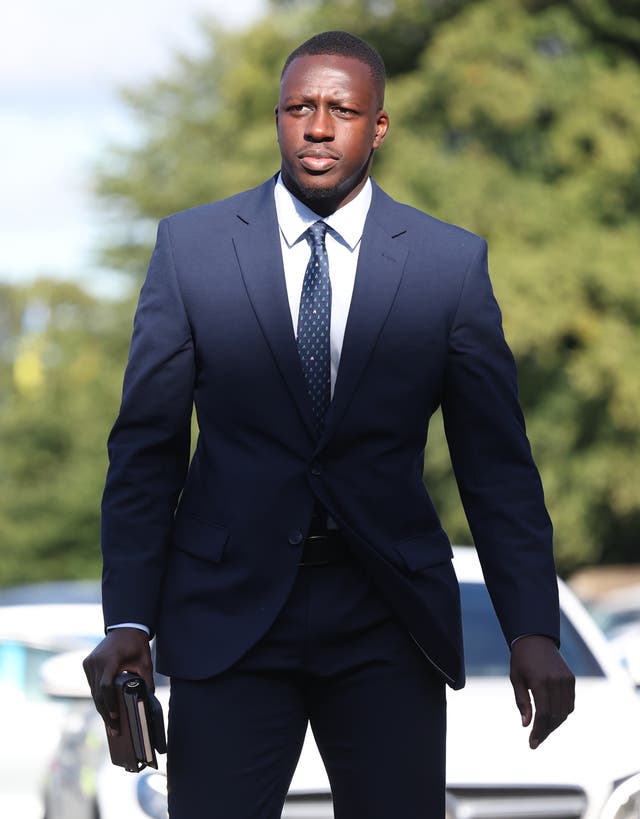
[107, 622, 151, 636]
[510, 633, 559, 649]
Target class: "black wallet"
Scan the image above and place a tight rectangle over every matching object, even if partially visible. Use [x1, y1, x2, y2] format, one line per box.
[107, 671, 167, 772]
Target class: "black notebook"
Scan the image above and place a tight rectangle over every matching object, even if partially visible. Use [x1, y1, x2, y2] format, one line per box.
[106, 671, 167, 773]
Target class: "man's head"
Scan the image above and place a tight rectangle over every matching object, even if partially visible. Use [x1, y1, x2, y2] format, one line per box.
[276, 31, 389, 216]
[281, 31, 386, 108]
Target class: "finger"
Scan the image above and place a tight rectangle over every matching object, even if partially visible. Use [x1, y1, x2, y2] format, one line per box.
[529, 685, 551, 749]
[548, 681, 569, 730]
[546, 674, 576, 737]
[97, 665, 121, 734]
[560, 672, 576, 716]
[141, 654, 155, 694]
[145, 665, 155, 695]
[511, 677, 532, 727]
[82, 655, 93, 687]
[566, 674, 576, 715]
[83, 654, 103, 709]
[82, 659, 95, 702]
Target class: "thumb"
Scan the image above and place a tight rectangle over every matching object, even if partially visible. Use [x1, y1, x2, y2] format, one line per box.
[512, 677, 532, 727]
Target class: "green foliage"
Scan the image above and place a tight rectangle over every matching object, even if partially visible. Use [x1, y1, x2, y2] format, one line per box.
[0, 281, 134, 585]
[376, 0, 640, 569]
[3, 0, 638, 583]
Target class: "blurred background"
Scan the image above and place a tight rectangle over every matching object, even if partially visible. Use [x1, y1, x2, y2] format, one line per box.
[1, 0, 639, 817]
[2, 0, 639, 585]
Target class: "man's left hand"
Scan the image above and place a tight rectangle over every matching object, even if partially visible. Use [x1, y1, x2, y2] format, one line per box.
[510, 634, 575, 749]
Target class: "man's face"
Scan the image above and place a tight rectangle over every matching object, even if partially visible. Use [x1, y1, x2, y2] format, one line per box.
[275, 54, 389, 215]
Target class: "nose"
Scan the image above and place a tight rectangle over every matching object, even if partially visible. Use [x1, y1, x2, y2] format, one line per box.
[305, 106, 334, 142]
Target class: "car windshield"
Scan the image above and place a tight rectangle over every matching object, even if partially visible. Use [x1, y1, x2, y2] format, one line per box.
[460, 582, 604, 678]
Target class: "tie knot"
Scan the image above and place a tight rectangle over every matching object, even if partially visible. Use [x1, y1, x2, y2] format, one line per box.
[307, 221, 328, 251]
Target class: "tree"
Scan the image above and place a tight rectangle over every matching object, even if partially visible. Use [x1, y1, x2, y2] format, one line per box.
[0, 281, 133, 584]
[81, 0, 640, 571]
[377, 0, 640, 569]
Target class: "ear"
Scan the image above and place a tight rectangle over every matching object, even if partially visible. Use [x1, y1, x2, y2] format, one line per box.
[274, 104, 280, 141]
[373, 109, 389, 149]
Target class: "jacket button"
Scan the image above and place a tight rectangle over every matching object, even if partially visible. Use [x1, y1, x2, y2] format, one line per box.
[310, 462, 322, 476]
[288, 530, 304, 546]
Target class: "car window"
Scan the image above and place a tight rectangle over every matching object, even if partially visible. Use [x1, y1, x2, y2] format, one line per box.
[596, 609, 640, 636]
[460, 582, 604, 678]
[0, 641, 59, 701]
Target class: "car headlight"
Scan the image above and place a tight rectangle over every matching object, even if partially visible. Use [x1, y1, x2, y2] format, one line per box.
[601, 774, 640, 819]
[137, 771, 168, 819]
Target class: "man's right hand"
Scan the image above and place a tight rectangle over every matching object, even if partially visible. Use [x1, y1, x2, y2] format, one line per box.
[83, 628, 154, 735]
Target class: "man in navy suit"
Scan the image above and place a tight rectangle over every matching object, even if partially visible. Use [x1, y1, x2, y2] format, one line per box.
[84, 31, 575, 818]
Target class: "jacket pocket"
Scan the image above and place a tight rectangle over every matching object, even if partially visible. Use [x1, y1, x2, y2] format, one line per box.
[391, 530, 453, 572]
[173, 512, 228, 564]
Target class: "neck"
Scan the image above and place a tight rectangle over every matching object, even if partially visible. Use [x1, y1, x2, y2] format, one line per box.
[280, 165, 371, 217]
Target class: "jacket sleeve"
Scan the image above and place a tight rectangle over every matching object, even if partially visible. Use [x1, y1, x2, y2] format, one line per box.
[101, 219, 195, 633]
[441, 239, 560, 647]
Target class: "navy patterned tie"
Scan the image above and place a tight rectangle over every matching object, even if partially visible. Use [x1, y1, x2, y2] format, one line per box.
[297, 221, 331, 430]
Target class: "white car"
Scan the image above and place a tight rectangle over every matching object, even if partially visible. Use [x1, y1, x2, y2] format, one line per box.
[43, 550, 640, 819]
[589, 586, 640, 687]
[0, 581, 103, 819]
[591, 585, 640, 639]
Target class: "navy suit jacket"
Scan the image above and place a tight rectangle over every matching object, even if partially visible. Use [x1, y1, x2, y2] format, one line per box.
[101, 177, 559, 690]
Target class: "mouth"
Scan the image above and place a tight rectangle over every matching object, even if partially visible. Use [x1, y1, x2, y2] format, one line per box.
[297, 150, 340, 173]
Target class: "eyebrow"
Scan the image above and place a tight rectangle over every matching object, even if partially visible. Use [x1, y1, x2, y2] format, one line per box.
[282, 92, 364, 105]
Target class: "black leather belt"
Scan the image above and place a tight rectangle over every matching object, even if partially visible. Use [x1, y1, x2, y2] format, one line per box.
[299, 531, 347, 566]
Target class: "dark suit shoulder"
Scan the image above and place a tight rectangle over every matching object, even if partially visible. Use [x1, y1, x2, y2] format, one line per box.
[160, 178, 275, 235]
[371, 182, 485, 260]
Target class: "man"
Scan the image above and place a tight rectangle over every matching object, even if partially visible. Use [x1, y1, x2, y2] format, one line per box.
[84, 31, 574, 819]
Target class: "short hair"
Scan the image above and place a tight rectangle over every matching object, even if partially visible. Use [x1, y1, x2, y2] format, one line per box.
[281, 31, 386, 105]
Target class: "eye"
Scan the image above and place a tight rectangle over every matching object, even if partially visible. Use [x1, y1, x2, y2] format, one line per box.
[287, 103, 312, 114]
[332, 106, 357, 117]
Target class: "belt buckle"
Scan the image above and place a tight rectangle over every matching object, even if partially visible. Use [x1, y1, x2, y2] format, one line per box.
[299, 533, 331, 566]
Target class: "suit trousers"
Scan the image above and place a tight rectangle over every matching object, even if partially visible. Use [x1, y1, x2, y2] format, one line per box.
[166, 549, 447, 819]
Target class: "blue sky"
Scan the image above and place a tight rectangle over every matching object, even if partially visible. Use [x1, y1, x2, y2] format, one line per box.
[1, 0, 264, 294]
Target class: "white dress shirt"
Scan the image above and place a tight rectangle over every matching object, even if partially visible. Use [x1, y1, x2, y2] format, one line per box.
[108, 176, 373, 634]
[274, 173, 372, 394]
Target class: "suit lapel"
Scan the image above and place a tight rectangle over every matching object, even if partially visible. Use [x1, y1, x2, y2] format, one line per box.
[319, 184, 409, 446]
[232, 179, 409, 446]
[232, 179, 318, 439]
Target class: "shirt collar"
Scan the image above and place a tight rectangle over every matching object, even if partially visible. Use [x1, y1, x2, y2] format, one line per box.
[274, 173, 372, 251]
